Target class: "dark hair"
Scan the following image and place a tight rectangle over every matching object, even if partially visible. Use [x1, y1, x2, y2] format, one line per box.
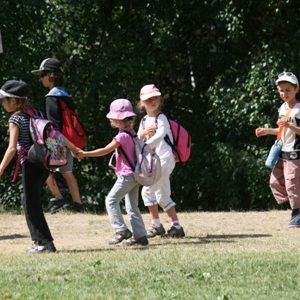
[5, 97, 28, 114]
[47, 71, 64, 86]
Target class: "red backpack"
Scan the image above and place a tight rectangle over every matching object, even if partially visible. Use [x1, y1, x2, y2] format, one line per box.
[59, 100, 86, 149]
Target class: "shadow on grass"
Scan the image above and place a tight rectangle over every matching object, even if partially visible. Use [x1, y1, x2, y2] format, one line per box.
[150, 238, 235, 247]
[60, 238, 236, 253]
[57, 234, 273, 253]
[58, 246, 150, 253]
[150, 233, 273, 247]
[205, 234, 272, 239]
[0, 234, 27, 241]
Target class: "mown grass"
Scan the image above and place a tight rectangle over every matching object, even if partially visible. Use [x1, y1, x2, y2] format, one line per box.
[0, 211, 299, 299]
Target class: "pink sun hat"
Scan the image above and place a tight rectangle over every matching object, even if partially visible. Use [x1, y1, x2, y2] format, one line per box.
[106, 99, 136, 120]
[140, 84, 161, 101]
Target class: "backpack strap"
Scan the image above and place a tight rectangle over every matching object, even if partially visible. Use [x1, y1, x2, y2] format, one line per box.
[141, 112, 162, 129]
[152, 112, 181, 161]
[23, 107, 44, 119]
[146, 112, 174, 149]
[11, 111, 33, 183]
[60, 99, 68, 110]
[11, 146, 26, 183]
[118, 147, 135, 171]
[46, 87, 70, 97]
[117, 129, 137, 171]
[277, 108, 292, 141]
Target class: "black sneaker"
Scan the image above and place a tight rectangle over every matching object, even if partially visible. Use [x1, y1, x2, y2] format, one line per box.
[123, 236, 149, 246]
[289, 214, 300, 228]
[108, 229, 132, 245]
[26, 241, 56, 254]
[166, 226, 185, 238]
[146, 224, 166, 238]
[69, 202, 85, 213]
[47, 198, 69, 214]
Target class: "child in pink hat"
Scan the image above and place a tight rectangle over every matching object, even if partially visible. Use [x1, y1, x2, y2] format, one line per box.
[76, 99, 148, 246]
[137, 84, 185, 238]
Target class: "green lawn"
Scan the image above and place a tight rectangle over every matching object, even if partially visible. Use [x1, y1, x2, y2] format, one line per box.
[0, 211, 298, 299]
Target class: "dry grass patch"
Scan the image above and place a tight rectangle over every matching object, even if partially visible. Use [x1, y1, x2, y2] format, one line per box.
[0, 210, 296, 254]
[0, 210, 300, 299]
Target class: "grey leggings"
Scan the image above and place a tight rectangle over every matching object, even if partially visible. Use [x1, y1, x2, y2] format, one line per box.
[105, 175, 146, 238]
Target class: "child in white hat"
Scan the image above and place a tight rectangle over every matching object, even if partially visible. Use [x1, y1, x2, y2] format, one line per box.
[256, 72, 300, 227]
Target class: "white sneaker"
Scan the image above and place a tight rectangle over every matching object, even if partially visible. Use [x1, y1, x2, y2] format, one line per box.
[26, 241, 56, 253]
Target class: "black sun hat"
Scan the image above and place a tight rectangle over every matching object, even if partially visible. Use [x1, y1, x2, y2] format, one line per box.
[31, 58, 63, 75]
[0, 80, 29, 99]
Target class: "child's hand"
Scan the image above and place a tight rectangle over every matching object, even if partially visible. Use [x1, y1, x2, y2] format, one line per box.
[70, 147, 81, 157]
[75, 150, 85, 160]
[143, 124, 157, 137]
[255, 128, 268, 137]
[276, 118, 288, 127]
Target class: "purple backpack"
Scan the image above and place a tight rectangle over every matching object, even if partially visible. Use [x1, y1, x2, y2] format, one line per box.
[12, 107, 67, 182]
[26, 107, 67, 169]
[109, 130, 162, 186]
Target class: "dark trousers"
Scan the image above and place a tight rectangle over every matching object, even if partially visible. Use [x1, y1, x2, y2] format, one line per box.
[22, 161, 53, 244]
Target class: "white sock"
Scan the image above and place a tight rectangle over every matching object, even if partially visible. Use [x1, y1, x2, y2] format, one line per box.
[172, 221, 181, 229]
[152, 218, 161, 227]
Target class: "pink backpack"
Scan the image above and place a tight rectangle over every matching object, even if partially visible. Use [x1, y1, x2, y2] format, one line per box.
[142, 113, 192, 163]
[164, 118, 191, 163]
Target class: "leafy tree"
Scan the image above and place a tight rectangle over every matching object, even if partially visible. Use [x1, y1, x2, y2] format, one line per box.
[1, 0, 300, 211]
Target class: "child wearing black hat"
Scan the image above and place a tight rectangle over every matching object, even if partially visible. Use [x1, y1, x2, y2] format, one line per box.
[0, 80, 57, 253]
[32, 58, 84, 213]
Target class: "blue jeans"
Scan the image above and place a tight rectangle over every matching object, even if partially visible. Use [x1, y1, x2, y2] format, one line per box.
[105, 175, 146, 238]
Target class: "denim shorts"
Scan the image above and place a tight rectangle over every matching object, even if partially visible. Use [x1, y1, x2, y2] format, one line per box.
[56, 150, 73, 173]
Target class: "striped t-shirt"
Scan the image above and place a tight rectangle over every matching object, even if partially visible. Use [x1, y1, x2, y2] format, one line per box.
[9, 113, 32, 164]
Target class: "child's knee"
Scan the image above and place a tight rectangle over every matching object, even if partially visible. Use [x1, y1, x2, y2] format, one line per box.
[105, 195, 117, 208]
[158, 199, 176, 211]
[143, 197, 158, 207]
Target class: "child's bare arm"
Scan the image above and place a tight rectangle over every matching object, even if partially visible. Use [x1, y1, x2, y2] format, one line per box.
[76, 139, 119, 159]
[255, 127, 278, 137]
[0, 123, 19, 177]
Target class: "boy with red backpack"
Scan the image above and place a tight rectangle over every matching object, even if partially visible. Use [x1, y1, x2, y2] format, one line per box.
[32, 58, 85, 213]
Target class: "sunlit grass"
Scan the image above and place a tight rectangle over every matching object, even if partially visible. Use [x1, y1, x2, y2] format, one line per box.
[0, 211, 299, 299]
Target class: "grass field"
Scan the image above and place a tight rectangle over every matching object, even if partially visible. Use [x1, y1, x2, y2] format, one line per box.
[0, 210, 299, 300]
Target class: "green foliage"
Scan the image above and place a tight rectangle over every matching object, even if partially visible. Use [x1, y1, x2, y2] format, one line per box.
[1, 1, 300, 211]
